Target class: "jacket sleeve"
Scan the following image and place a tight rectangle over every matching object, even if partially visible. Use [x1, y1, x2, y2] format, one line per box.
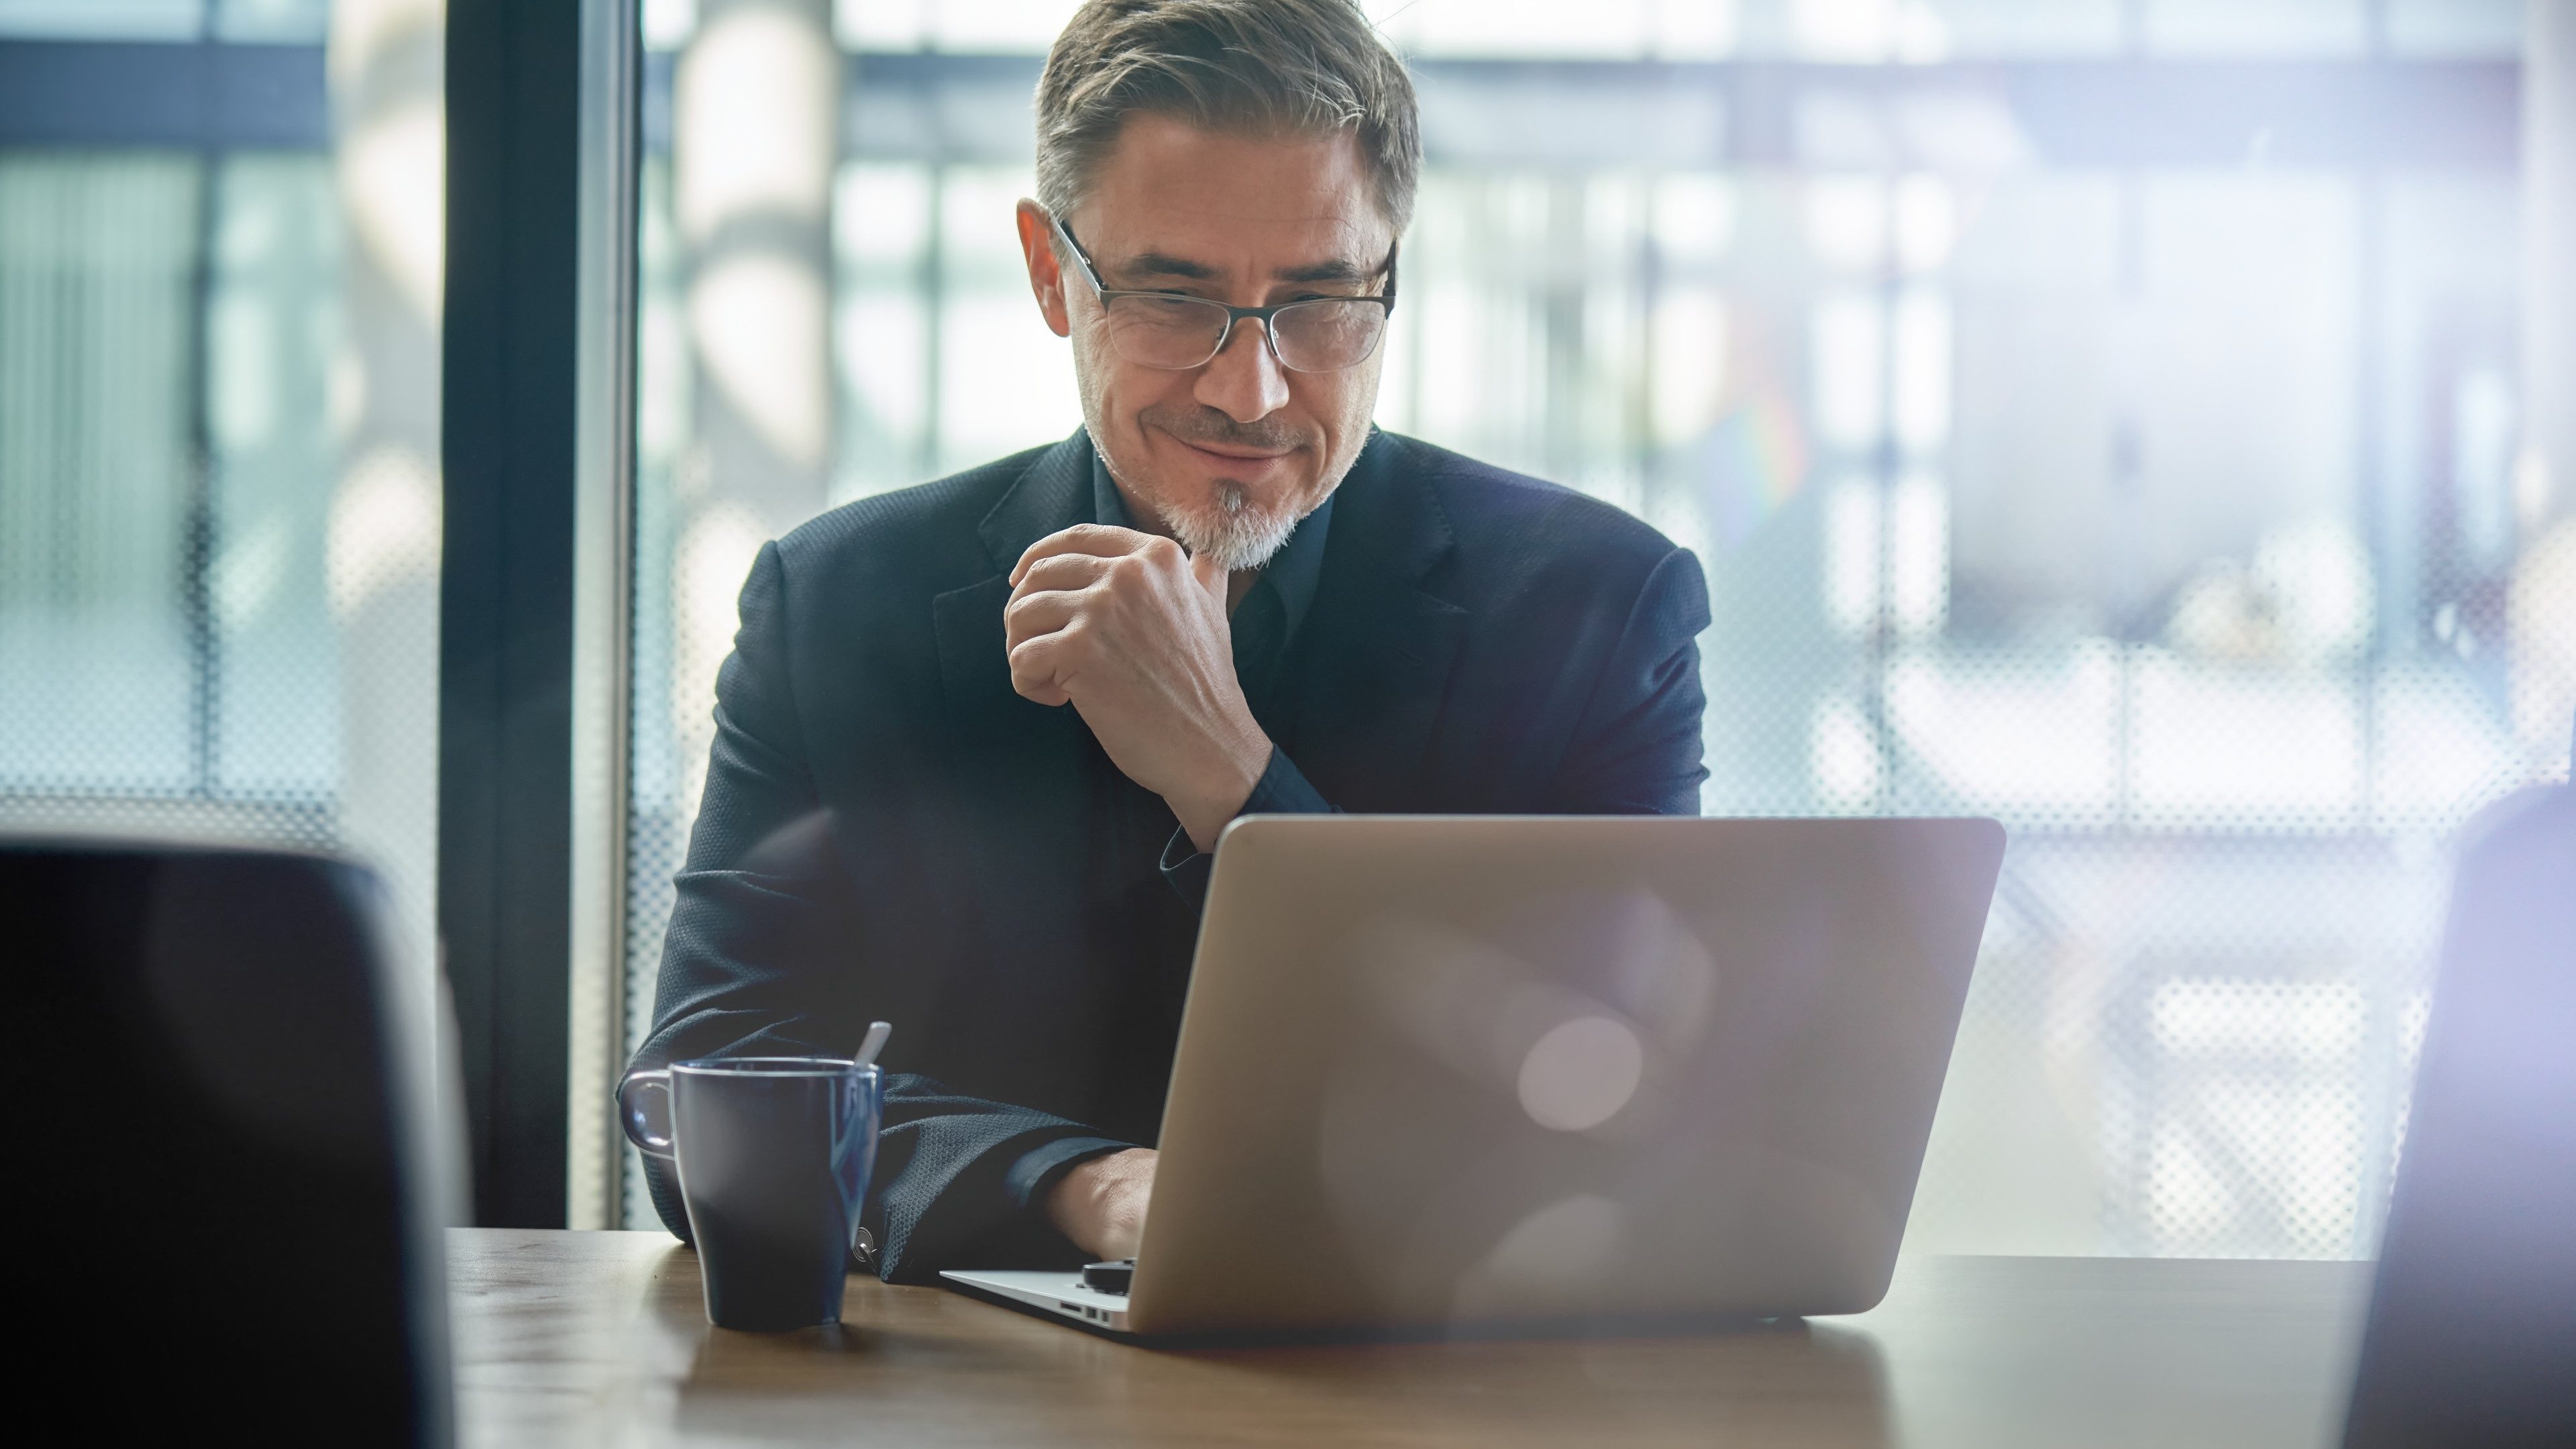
[1552, 547, 1711, 815]
[630, 541, 1130, 1281]
[1154, 745, 1336, 908]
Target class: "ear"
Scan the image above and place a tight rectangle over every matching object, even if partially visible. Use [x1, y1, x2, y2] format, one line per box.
[1015, 200, 1072, 339]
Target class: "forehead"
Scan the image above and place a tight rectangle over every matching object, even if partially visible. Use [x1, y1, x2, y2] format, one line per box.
[1075, 114, 1390, 264]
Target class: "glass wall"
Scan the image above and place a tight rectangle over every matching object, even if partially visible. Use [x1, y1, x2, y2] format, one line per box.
[0, 1, 446, 1003]
[618, 0, 2571, 1252]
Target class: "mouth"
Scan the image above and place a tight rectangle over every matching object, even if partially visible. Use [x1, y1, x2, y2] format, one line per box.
[1151, 422, 1300, 468]
[1169, 437, 1295, 468]
[1183, 440, 1291, 461]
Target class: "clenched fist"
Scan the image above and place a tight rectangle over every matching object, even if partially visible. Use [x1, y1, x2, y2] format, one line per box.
[1004, 524, 1271, 850]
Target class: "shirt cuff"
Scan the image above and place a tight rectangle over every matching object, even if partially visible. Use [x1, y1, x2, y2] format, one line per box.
[1001, 1134, 1137, 1213]
[1158, 747, 1336, 906]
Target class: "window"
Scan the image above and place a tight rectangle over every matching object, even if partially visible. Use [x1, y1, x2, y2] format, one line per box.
[0, 1, 445, 1018]
[606, 0, 2569, 1254]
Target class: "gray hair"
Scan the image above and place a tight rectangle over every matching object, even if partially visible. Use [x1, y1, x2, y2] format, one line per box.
[1034, 0, 1421, 235]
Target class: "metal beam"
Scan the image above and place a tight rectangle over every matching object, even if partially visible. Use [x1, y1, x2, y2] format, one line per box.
[0, 40, 324, 146]
[5, 41, 2518, 174]
[564, 0, 642, 1233]
[439, 0, 613, 1230]
[826, 52, 2521, 172]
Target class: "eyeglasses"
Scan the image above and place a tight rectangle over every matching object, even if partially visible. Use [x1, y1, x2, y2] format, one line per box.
[1049, 213, 1396, 374]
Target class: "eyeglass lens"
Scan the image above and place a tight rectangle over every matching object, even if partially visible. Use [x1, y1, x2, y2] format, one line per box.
[1104, 294, 1386, 373]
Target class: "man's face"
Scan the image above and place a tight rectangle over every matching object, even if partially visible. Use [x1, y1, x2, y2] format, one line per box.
[1017, 115, 1395, 569]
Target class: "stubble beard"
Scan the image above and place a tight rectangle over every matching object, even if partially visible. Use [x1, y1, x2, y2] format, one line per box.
[1163, 479, 1301, 572]
[1077, 389, 1311, 572]
[1073, 331, 1366, 572]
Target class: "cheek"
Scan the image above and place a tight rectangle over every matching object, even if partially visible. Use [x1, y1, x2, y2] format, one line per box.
[1299, 369, 1379, 451]
[1069, 322, 1117, 400]
[1091, 353, 1195, 428]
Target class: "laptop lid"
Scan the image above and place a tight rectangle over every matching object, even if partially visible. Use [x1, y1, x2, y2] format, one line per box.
[1126, 814, 2006, 1337]
[2342, 784, 2576, 1448]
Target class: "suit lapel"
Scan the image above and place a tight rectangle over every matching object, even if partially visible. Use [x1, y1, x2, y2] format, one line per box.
[930, 433, 1096, 880]
[1291, 433, 1470, 811]
[932, 431, 1093, 739]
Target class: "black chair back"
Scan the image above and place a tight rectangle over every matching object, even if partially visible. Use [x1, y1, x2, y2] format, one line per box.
[6, 841, 452, 1445]
[2343, 784, 2576, 1448]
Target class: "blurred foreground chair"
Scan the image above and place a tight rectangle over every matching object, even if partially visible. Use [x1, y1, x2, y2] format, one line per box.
[5, 841, 453, 1446]
[2343, 779, 2576, 1448]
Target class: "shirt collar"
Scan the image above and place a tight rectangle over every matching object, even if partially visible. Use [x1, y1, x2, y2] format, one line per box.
[1090, 452, 1336, 644]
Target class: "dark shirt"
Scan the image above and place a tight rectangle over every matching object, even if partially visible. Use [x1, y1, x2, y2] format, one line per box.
[634, 428, 1711, 1279]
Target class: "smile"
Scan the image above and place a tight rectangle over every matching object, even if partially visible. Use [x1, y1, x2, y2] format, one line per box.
[1157, 428, 1299, 474]
[1163, 431, 1291, 459]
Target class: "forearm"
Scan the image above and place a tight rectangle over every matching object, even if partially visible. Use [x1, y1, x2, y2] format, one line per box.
[1163, 716, 1275, 852]
[862, 1075, 1140, 1282]
[642, 1074, 1134, 1269]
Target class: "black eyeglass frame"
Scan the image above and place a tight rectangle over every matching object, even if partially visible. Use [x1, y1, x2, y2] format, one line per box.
[1048, 211, 1398, 374]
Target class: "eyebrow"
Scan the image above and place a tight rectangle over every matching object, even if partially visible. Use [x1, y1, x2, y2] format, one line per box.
[1117, 250, 1219, 282]
[1107, 250, 1374, 288]
[1275, 257, 1370, 285]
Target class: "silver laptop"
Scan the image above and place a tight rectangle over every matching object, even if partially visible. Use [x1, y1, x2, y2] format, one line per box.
[945, 814, 2005, 1339]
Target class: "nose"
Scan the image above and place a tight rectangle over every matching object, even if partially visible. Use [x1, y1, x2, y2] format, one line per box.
[1192, 315, 1292, 425]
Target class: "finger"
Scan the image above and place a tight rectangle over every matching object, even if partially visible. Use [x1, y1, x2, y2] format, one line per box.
[1189, 545, 1228, 602]
[1008, 633, 1078, 706]
[1007, 633, 1067, 698]
[1001, 588, 1082, 649]
[1014, 676, 1072, 708]
[1010, 551, 1115, 598]
[1010, 523, 1159, 586]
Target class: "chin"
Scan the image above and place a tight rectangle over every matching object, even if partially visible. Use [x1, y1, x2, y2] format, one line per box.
[1163, 484, 1303, 572]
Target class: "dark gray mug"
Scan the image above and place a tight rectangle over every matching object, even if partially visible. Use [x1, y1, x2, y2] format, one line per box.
[618, 1057, 882, 1331]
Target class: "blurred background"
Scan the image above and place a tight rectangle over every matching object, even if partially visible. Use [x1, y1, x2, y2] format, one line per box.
[4, 1, 2571, 1252]
[0, 0, 444, 1009]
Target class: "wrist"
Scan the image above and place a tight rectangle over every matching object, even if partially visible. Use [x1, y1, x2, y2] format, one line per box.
[1044, 1146, 1155, 1260]
[1043, 1159, 1103, 1245]
[1173, 730, 1271, 853]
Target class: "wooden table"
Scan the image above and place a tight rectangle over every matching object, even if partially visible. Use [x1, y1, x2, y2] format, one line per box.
[450, 1228, 2369, 1448]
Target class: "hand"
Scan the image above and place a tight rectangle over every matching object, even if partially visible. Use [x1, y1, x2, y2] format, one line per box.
[1005, 525, 1271, 850]
[1045, 1147, 1157, 1260]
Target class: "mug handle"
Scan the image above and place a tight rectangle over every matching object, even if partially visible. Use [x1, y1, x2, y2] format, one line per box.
[616, 1069, 676, 1159]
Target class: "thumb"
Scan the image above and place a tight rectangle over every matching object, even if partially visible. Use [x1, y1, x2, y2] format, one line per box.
[1189, 545, 1228, 602]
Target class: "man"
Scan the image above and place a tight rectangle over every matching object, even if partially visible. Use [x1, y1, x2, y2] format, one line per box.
[634, 0, 1710, 1281]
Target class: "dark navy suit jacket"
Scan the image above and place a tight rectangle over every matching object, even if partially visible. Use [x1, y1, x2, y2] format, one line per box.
[633, 428, 1711, 1280]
